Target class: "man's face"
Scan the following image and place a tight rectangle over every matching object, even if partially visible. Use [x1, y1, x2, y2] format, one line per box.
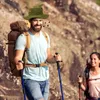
[30, 18, 43, 32]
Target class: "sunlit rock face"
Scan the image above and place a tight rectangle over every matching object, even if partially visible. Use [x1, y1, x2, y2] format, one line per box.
[0, 0, 100, 99]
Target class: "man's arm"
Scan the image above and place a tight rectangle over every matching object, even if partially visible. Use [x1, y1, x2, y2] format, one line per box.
[14, 50, 24, 70]
[46, 48, 61, 63]
[46, 48, 56, 63]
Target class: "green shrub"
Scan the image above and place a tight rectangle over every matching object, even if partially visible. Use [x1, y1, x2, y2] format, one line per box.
[96, 0, 100, 6]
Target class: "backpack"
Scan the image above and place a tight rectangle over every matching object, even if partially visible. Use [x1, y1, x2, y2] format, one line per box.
[7, 21, 30, 77]
[7, 20, 49, 77]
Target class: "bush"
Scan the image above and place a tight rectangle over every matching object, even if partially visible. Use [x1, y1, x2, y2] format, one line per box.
[96, 0, 100, 6]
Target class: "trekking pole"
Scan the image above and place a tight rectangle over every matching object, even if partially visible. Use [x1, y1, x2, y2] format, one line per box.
[21, 70, 26, 100]
[78, 82, 81, 100]
[55, 53, 64, 100]
[78, 75, 81, 100]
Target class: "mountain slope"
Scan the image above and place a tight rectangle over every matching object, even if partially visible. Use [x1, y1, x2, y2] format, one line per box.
[0, 0, 100, 100]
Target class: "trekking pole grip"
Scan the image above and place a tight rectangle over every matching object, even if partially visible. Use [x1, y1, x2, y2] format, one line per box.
[55, 53, 60, 69]
[55, 52, 63, 62]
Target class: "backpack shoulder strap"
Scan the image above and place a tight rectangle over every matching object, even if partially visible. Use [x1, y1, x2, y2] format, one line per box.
[85, 67, 90, 79]
[84, 67, 90, 98]
[23, 32, 31, 49]
[42, 31, 49, 43]
[22, 32, 31, 64]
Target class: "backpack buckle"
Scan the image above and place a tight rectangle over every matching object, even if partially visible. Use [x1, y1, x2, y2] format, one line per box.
[36, 64, 40, 67]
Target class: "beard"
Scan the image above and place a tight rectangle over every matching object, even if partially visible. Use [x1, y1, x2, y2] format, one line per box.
[31, 24, 42, 32]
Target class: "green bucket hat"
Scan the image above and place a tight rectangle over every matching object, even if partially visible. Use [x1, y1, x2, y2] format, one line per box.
[24, 4, 49, 20]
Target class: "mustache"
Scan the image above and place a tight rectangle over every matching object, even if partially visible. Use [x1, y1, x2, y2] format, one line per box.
[34, 24, 42, 27]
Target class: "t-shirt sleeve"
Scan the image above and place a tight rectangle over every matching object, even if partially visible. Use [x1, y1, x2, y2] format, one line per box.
[15, 34, 26, 50]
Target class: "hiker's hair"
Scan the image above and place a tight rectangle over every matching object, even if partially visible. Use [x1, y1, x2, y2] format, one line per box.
[90, 52, 100, 67]
[29, 18, 37, 22]
[86, 58, 91, 69]
[90, 52, 100, 60]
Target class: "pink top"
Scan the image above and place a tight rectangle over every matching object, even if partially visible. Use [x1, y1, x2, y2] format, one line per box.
[88, 73, 100, 98]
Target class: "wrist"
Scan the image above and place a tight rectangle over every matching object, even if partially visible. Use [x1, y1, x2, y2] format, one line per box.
[16, 60, 23, 65]
[18, 60, 23, 63]
[78, 81, 83, 84]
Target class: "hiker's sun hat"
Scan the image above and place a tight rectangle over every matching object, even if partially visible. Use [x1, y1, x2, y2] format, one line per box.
[24, 4, 49, 20]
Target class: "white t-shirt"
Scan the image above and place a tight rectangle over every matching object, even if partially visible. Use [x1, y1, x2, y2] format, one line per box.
[88, 72, 100, 98]
[15, 31, 50, 81]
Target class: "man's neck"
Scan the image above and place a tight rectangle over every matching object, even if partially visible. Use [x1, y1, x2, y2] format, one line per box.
[29, 29, 40, 36]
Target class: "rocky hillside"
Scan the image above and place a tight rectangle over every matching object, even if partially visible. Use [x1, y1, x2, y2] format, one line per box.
[0, 0, 100, 100]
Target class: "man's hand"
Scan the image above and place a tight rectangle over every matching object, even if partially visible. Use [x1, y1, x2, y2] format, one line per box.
[54, 53, 62, 62]
[16, 60, 23, 70]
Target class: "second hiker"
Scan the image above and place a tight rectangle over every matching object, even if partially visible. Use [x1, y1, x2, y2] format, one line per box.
[14, 5, 62, 100]
[78, 52, 100, 100]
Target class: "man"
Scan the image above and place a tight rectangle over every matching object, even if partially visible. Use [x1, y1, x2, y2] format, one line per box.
[14, 5, 62, 100]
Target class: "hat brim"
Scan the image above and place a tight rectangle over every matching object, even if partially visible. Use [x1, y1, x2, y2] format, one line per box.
[24, 14, 49, 20]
